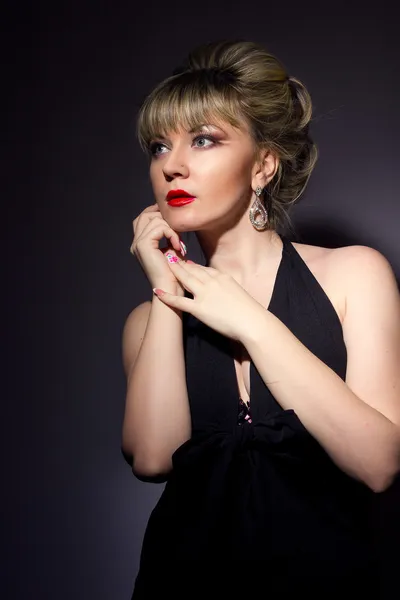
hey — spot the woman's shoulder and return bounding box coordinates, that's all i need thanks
[292,237,388,267]
[293,240,391,283]
[290,239,392,325]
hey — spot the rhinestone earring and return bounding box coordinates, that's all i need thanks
[249,186,269,231]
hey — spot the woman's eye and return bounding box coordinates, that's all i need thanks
[192,135,216,148]
[149,142,166,156]
[149,135,216,157]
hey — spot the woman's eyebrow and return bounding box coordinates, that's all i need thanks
[154,124,225,141]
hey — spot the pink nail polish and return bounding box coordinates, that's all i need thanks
[180,241,187,256]
[166,253,178,263]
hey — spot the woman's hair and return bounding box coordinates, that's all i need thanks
[136,39,318,233]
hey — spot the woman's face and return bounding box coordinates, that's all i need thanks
[148,118,262,232]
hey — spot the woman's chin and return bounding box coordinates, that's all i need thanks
[164,214,200,232]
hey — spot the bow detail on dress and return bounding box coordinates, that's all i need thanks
[171,409,319,471]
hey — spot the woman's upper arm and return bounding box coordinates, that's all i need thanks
[121,300,152,380]
[340,245,400,426]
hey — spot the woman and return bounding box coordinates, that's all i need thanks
[121,40,400,597]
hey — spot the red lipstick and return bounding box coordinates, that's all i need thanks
[166,189,196,206]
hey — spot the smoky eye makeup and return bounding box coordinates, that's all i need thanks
[147,140,165,155]
[148,129,222,156]
[193,123,228,137]
[149,122,226,144]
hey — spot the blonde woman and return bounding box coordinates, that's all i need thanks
[122,40,400,597]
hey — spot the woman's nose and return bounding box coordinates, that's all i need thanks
[162,147,189,179]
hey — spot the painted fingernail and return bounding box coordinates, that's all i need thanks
[180,241,187,256]
[166,252,178,263]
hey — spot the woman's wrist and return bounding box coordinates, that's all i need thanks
[152,280,184,296]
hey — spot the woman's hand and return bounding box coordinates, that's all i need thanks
[153,258,265,342]
[130,203,187,295]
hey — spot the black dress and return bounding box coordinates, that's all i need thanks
[131,233,380,598]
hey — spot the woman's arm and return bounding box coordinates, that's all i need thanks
[241,245,400,492]
[121,284,191,479]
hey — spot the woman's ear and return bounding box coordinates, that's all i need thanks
[252,149,279,189]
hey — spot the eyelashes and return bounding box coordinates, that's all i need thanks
[148,134,219,157]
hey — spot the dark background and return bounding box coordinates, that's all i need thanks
[4,1,399,598]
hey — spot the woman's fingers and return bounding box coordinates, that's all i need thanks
[165,255,216,293]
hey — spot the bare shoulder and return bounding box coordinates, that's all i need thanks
[122,300,152,379]
[291,240,397,324]
[328,244,399,311]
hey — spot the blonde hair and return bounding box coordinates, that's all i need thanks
[136,39,318,233]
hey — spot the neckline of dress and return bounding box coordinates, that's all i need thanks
[233,232,289,408]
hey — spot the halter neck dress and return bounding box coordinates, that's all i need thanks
[131,233,380,597]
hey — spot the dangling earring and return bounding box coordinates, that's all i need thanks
[249,186,268,231]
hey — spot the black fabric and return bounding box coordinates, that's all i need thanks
[131,234,380,598]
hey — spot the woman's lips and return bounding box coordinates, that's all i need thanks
[167,197,196,207]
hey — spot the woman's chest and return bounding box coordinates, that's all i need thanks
[231,248,345,404]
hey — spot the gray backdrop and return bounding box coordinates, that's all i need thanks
[4,0,399,598]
